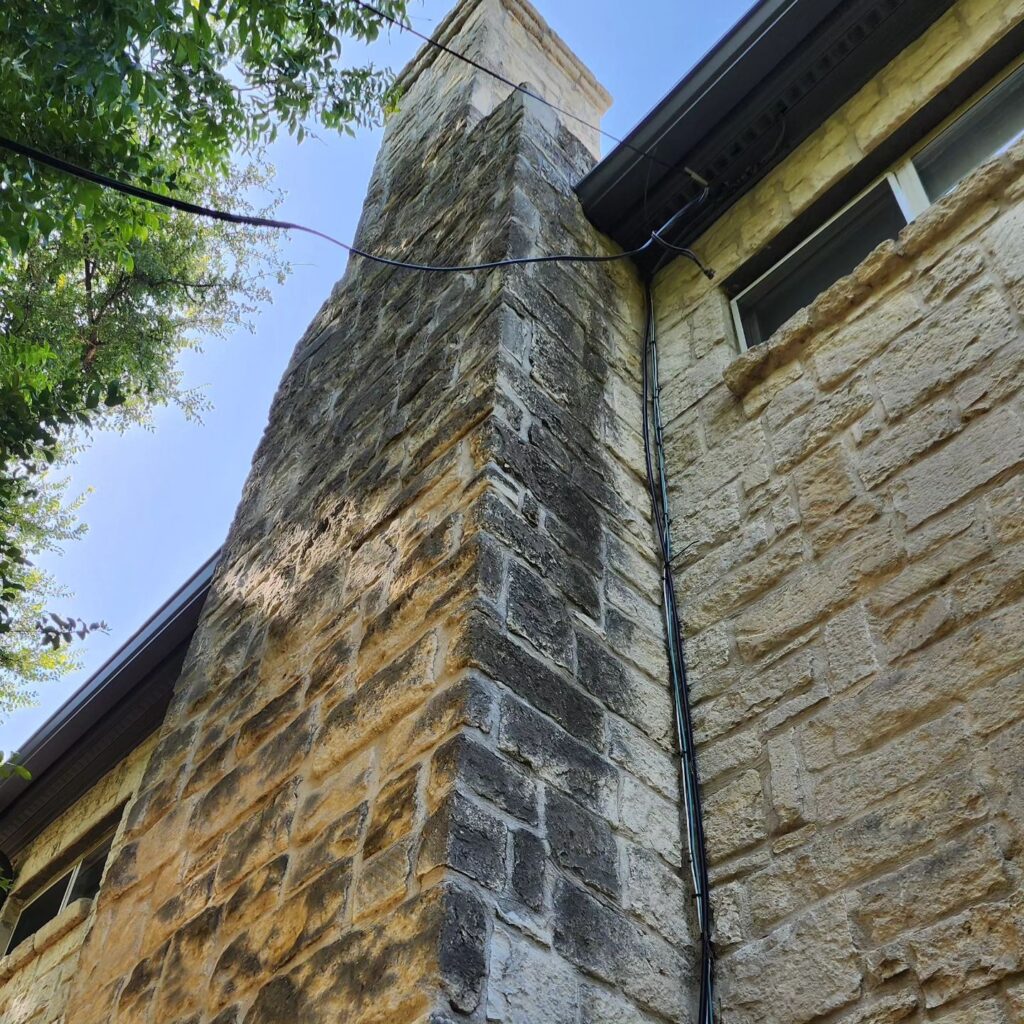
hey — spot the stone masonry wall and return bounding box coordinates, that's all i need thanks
[0,738,154,1024]
[58,3,698,1023]
[655,40,1024,1024]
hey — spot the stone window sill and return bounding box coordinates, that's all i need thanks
[722,139,1024,399]
[0,897,92,983]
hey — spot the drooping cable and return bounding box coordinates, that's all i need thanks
[0,135,657,273]
[641,277,716,1023]
[353,0,708,188]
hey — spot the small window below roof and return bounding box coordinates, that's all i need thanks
[914,60,1024,204]
[4,831,115,955]
[731,56,1024,351]
[734,180,908,348]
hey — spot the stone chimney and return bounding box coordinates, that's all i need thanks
[62,2,693,1022]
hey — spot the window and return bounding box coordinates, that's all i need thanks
[4,832,114,955]
[733,58,1024,350]
[914,62,1024,203]
[736,181,907,348]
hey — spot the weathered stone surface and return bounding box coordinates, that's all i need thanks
[831,990,920,1024]
[618,772,682,866]
[430,733,537,824]
[364,766,421,859]
[419,792,507,891]
[893,405,1024,528]
[507,559,575,668]
[704,770,767,862]
[812,292,923,387]
[766,733,812,832]
[546,788,619,896]
[748,771,989,931]
[793,442,859,526]
[724,899,862,1023]
[509,827,545,911]
[497,693,617,816]
[486,927,579,1024]
[850,828,1009,944]
[579,984,654,1024]
[811,711,971,820]
[623,842,692,946]
[553,878,690,1020]
[910,897,1024,1008]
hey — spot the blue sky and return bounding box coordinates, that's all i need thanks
[0,0,756,750]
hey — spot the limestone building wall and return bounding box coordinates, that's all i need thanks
[0,739,154,1024]
[56,3,698,1023]
[654,2,1024,1021]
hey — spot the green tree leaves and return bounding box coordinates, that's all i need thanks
[0,0,407,706]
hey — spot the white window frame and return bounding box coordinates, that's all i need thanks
[2,830,115,956]
[730,54,1024,352]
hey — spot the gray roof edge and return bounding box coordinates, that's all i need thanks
[0,551,219,824]
[576,0,844,208]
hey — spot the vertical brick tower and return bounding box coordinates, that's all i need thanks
[61,2,697,1022]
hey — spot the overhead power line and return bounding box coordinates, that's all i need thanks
[352,0,709,189]
[0,135,657,272]
[0,135,715,278]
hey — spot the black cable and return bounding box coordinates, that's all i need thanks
[0,135,656,272]
[642,277,716,1024]
[353,0,708,189]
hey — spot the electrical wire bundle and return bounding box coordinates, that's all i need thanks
[0,9,718,1019]
[641,279,716,1023]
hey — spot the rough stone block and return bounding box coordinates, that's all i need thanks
[875,287,1013,419]
[766,733,813,832]
[365,765,421,859]
[811,711,970,821]
[910,897,1024,1008]
[623,842,692,946]
[546,788,619,896]
[497,693,617,816]
[770,380,875,473]
[703,769,767,862]
[430,733,537,824]
[507,559,575,669]
[449,611,605,748]
[893,405,1024,529]
[509,828,545,911]
[793,442,859,526]
[418,792,507,891]
[850,827,1009,945]
[618,772,682,866]
[486,927,579,1024]
[724,898,862,1023]
[553,878,690,1021]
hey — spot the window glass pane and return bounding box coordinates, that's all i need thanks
[915,63,1024,202]
[737,181,907,347]
[67,837,114,904]
[6,871,72,953]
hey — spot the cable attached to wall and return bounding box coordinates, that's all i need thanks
[642,277,716,1024]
